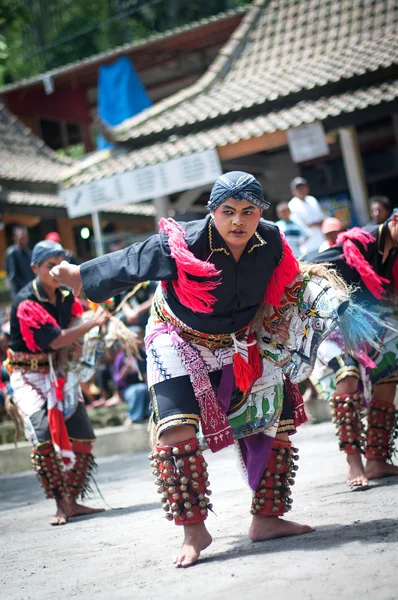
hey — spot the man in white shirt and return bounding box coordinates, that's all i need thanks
[288,177,325,253]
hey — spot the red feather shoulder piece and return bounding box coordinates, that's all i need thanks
[159,218,221,314]
[336,228,390,300]
[16,300,59,352]
[264,233,299,308]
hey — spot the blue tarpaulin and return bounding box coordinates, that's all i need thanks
[97,56,152,149]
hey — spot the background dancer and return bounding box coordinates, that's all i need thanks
[51,172,314,567]
[7,240,109,525]
[310,212,398,487]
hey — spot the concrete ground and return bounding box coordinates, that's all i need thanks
[1,421,397,600]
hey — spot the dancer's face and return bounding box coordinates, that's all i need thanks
[32,256,65,291]
[211,198,262,253]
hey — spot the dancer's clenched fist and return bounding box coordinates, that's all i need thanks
[50,261,82,296]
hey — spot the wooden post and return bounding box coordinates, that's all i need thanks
[339,126,369,226]
[57,218,77,256]
[91,211,105,256]
[153,196,170,229]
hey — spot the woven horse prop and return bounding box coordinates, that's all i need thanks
[253,264,385,385]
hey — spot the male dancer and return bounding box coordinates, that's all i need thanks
[310,212,398,487]
[8,240,108,524]
[52,172,317,566]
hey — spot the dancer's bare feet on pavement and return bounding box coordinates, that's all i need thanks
[365,459,398,480]
[49,503,68,526]
[49,497,104,526]
[346,454,369,488]
[173,523,212,568]
[249,515,314,542]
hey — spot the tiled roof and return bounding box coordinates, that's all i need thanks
[0,103,71,183]
[64,79,398,187]
[1,188,155,217]
[0,104,154,217]
[114,0,398,143]
[2,190,64,208]
[0,8,246,94]
[104,202,155,217]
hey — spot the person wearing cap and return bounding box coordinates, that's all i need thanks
[288,177,325,253]
[318,217,342,252]
[7,240,109,526]
[51,171,314,567]
[45,232,62,244]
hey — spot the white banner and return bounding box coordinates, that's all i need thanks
[62,149,222,218]
[287,121,329,163]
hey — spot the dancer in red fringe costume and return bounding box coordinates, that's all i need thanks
[52,172,315,566]
[7,240,109,525]
[310,210,398,488]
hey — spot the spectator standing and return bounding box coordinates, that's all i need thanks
[5,226,34,299]
[368,195,392,225]
[275,202,311,257]
[288,177,325,252]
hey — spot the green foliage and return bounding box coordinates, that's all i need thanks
[56,143,86,160]
[0,1,30,85]
[1,0,250,85]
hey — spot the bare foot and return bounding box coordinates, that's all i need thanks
[346,454,369,488]
[90,398,107,407]
[249,515,314,542]
[60,496,104,518]
[365,459,398,480]
[49,505,68,526]
[173,522,212,568]
[104,395,124,407]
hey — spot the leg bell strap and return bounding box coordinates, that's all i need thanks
[250,439,298,518]
[365,399,398,461]
[149,437,212,526]
[31,442,67,500]
[65,441,96,499]
[329,392,364,455]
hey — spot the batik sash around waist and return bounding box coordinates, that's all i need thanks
[152,290,248,350]
[147,292,244,452]
[5,348,53,374]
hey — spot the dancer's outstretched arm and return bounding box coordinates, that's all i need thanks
[51,233,176,302]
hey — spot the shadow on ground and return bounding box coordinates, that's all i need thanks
[198,518,398,566]
[0,452,149,511]
[324,476,398,498]
[67,502,161,523]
